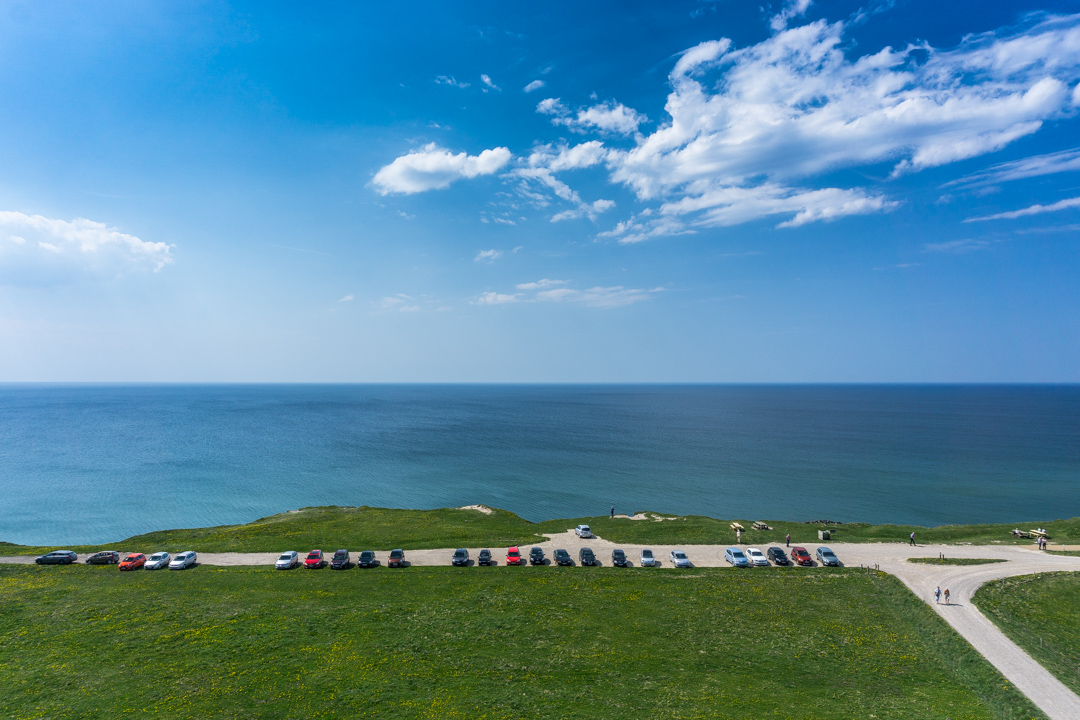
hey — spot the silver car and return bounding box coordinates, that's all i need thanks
[275,551,299,570]
[669,550,691,568]
[169,551,197,570]
[640,549,657,567]
[816,547,841,567]
[745,547,769,566]
[145,552,171,570]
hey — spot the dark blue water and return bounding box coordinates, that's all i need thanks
[0,384,1077,545]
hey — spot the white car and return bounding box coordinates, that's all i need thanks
[275,551,299,570]
[745,547,769,566]
[640,549,656,567]
[169,551,197,570]
[145,552,171,570]
[669,550,691,568]
[574,524,593,538]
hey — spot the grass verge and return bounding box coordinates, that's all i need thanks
[973,571,1080,697]
[2,506,1078,555]
[0,564,1044,720]
[907,558,1008,565]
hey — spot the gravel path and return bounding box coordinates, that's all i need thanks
[7,533,1080,717]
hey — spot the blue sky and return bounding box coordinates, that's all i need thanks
[0,0,1077,381]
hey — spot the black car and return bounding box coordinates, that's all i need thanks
[452,548,470,566]
[578,547,597,566]
[611,549,628,567]
[357,550,377,568]
[86,551,120,565]
[330,549,351,569]
[554,548,573,566]
[529,547,546,565]
[477,549,493,566]
[767,547,790,565]
[35,550,77,565]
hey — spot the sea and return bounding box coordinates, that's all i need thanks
[0,384,1077,546]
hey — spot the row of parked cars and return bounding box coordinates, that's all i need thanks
[34,550,199,570]
[723,545,840,567]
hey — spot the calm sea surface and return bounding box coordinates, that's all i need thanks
[0,384,1077,545]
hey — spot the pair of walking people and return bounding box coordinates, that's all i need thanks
[934,586,951,605]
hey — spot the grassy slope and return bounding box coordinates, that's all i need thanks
[2,506,1078,555]
[907,558,1008,566]
[0,565,1043,720]
[973,572,1080,697]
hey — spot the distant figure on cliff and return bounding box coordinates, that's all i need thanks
[610,505,614,519]
[785,533,790,547]
[934,586,941,604]
[909,532,916,546]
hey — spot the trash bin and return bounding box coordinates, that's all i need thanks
[818,529,831,540]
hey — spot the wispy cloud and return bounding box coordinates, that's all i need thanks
[923,239,991,253]
[965,196,1080,221]
[516,278,567,290]
[523,79,545,93]
[373,143,512,195]
[480,74,500,92]
[473,291,520,305]
[537,98,647,136]
[377,294,423,312]
[435,75,470,89]
[338,294,354,302]
[945,148,1080,189]
[474,249,502,262]
[475,282,662,309]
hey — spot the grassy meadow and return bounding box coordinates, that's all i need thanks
[907,558,1008,566]
[0,563,1044,720]
[2,505,1078,556]
[974,571,1080,697]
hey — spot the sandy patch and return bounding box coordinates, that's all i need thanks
[458,505,494,515]
[613,512,681,522]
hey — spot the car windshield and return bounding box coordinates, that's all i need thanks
[390,551,402,558]
[454,550,466,556]
[613,550,624,557]
[151,553,166,560]
[796,549,808,556]
[556,550,568,557]
[278,554,291,561]
[674,552,686,559]
[508,551,520,557]
[642,550,653,557]
[307,553,320,559]
[124,556,138,562]
[733,551,745,558]
[823,551,836,557]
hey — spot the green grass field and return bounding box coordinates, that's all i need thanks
[2,506,1078,556]
[907,558,1008,566]
[0,564,1043,720]
[974,571,1080,697]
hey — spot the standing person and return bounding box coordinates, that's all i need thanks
[785,533,791,548]
[610,505,614,519]
[909,532,916,547]
[736,528,742,544]
[944,588,950,605]
[934,586,941,604]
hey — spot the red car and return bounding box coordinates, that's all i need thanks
[119,553,146,571]
[505,547,524,566]
[791,546,813,566]
[304,550,326,569]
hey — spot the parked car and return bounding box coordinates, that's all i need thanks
[724,547,749,567]
[35,550,77,565]
[640,549,657,567]
[145,552,171,571]
[86,551,119,565]
[816,546,840,567]
[357,550,377,568]
[477,549,493,566]
[767,547,790,565]
[553,548,573,566]
[745,547,769,566]
[574,524,592,538]
[611,548,628,567]
[119,553,146,571]
[304,550,326,569]
[275,551,299,570]
[506,547,524,566]
[388,549,406,568]
[452,548,470,566]
[670,550,691,568]
[579,547,597,566]
[330,549,351,569]
[169,551,197,570]
[791,546,812,566]
[529,547,546,565]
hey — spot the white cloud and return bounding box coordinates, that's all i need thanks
[0,211,173,276]
[964,195,1080,221]
[435,75,470,89]
[516,278,567,290]
[481,74,500,92]
[770,0,812,32]
[474,249,502,262]
[377,294,423,312]
[551,198,616,222]
[537,98,647,135]
[523,80,545,93]
[598,12,1080,234]
[473,291,520,305]
[338,294,354,302]
[946,148,1080,189]
[535,285,661,308]
[373,143,512,195]
[924,239,992,253]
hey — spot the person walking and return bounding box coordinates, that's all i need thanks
[943,588,950,605]
[785,533,791,548]
[934,586,941,604]
[909,531,916,547]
